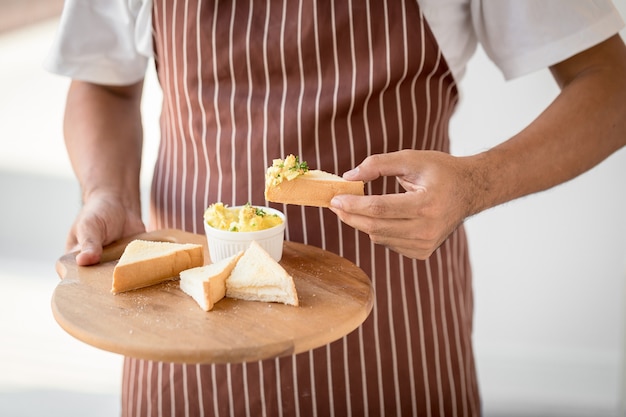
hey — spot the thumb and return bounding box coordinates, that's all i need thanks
[74,238,104,266]
[73,220,106,266]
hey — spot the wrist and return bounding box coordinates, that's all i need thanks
[458,150,509,218]
[82,186,142,216]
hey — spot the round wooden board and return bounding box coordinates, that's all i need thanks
[52,229,374,364]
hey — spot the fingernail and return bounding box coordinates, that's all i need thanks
[343,167,359,179]
[330,197,342,209]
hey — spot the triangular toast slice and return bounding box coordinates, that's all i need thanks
[179,252,243,311]
[111,240,204,294]
[226,241,299,306]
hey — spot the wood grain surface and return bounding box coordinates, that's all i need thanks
[52,229,374,364]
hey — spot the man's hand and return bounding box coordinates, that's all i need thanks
[330,35,626,260]
[66,191,146,266]
[329,150,479,259]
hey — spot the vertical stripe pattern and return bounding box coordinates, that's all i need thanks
[124,0,480,415]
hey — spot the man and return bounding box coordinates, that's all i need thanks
[47,1,626,416]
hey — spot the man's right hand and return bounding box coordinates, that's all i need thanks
[66,191,145,266]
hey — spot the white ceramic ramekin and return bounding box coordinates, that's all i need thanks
[204,206,286,262]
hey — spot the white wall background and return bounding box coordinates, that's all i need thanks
[0,3,625,416]
[449,2,626,414]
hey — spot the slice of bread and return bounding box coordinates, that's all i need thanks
[265,169,364,207]
[179,252,243,311]
[226,241,299,306]
[112,240,204,294]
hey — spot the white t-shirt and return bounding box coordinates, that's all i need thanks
[45,0,624,84]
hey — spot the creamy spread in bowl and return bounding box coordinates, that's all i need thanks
[204,203,284,232]
[203,203,286,262]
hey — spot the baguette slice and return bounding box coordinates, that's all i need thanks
[226,241,299,306]
[112,240,204,294]
[265,169,364,207]
[179,252,243,311]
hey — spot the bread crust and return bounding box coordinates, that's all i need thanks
[265,170,364,207]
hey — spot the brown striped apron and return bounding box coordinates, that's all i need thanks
[122,1,479,416]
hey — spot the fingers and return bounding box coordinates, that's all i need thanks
[331,190,424,220]
[341,151,414,182]
[330,204,444,259]
[65,230,79,254]
[330,191,445,258]
[374,235,443,260]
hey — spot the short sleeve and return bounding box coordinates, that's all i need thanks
[471,0,625,80]
[44,0,153,85]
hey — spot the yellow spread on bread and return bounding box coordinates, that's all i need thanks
[265,154,309,188]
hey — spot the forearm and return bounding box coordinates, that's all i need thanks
[330,36,626,260]
[64,80,144,214]
[465,35,626,216]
